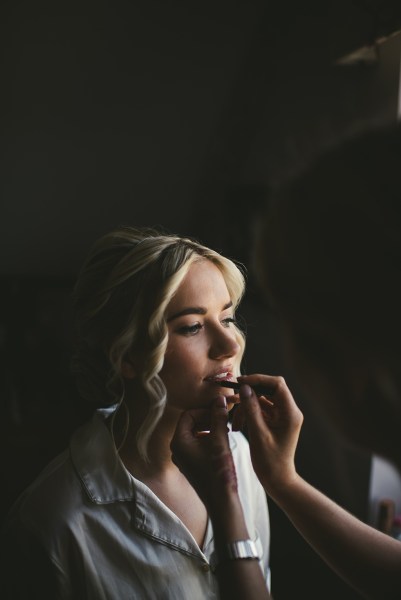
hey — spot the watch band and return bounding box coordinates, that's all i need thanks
[210,539,261,569]
[225,539,260,560]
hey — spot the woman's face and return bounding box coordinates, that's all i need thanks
[160,259,241,412]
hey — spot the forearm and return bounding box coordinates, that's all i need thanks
[268,474,401,599]
[208,493,271,600]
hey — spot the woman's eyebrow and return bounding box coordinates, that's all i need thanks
[167,301,233,322]
[167,307,206,322]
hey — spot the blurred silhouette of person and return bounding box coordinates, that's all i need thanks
[171,124,401,600]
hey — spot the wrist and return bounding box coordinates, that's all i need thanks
[208,492,250,543]
[210,538,261,570]
[264,471,303,505]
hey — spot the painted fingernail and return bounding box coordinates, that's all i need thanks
[240,384,252,398]
[215,395,227,409]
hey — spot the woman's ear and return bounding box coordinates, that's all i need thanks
[121,360,136,379]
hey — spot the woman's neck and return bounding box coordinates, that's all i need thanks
[113,399,182,480]
[111,392,209,548]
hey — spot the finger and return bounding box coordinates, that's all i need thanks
[213,395,227,410]
[239,374,298,415]
[239,384,270,438]
[228,393,240,405]
[231,404,246,431]
[209,397,238,491]
[186,408,213,433]
[210,396,230,446]
[259,395,275,407]
[172,410,196,444]
[237,373,278,393]
[171,408,209,452]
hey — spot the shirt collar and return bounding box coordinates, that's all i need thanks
[70,412,135,504]
[70,411,238,508]
[69,412,212,559]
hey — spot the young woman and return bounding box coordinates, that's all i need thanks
[1,227,271,599]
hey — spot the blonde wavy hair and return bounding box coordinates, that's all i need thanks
[71,226,246,460]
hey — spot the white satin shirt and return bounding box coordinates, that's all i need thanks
[2,412,271,599]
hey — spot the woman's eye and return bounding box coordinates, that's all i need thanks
[177,323,203,336]
[222,317,236,328]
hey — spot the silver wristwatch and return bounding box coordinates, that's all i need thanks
[225,539,260,560]
[210,539,261,569]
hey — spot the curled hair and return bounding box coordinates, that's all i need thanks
[71,226,245,460]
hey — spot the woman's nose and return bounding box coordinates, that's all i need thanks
[209,327,241,359]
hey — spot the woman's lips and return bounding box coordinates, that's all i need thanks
[204,371,235,384]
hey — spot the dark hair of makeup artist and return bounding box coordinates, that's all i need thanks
[255,123,401,465]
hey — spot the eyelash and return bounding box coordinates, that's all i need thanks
[223,317,236,328]
[178,317,237,336]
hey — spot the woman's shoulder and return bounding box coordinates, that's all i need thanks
[4,413,133,542]
[4,417,105,539]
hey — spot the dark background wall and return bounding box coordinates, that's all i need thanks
[2,0,401,276]
[2,1,401,598]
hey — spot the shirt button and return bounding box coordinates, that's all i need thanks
[201,564,210,572]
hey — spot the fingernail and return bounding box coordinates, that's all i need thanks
[215,395,227,409]
[240,384,252,398]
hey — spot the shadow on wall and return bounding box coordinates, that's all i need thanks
[0,277,90,519]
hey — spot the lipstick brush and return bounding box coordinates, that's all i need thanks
[214,380,275,397]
